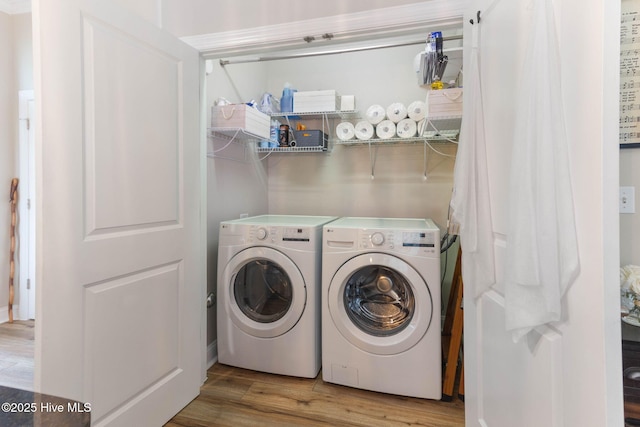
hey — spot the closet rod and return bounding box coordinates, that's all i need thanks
[219,35,463,66]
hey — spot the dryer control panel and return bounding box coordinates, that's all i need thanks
[359,229,438,255]
[246,225,315,247]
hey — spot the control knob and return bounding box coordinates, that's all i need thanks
[256,227,268,240]
[371,232,385,246]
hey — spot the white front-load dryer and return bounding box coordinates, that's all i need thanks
[322,217,442,399]
[217,215,336,378]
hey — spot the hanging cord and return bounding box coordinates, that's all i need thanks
[418,119,458,157]
[426,139,456,156]
[440,199,458,284]
[211,129,241,153]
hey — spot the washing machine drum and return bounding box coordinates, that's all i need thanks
[328,253,433,355]
[223,246,306,338]
[344,265,415,336]
[234,259,293,323]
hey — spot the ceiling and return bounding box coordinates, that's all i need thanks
[0,0,30,15]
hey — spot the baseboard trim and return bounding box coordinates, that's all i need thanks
[207,340,218,369]
[0,307,30,324]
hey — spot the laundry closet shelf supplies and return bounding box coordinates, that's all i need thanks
[336,114,462,146]
[259,110,359,154]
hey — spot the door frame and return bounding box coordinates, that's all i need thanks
[181,0,622,423]
[17,89,36,321]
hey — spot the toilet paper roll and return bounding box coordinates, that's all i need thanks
[408,101,427,121]
[417,119,427,136]
[336,122,355,141]
[376,120,397,139]
[386,102,408,123]
[397,118,417,138]
[355,121,375,140]
[365,104,386,125]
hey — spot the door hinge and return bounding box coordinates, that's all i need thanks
[27,199,31,210]
[26,278,30,290]
[26,118,30,130]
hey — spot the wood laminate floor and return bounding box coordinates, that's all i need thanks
[167,363,465,427]
[0,322,465,425]
[0,320,34,391]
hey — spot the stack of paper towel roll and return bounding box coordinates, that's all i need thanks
[335,100,428,141]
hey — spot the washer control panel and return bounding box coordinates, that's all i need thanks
[359,229,438,254]
[247,225,312,245]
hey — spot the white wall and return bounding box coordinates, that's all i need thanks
[621,149,640,266]
[620,147,640,350]
[0,11,15,318]
[12,13,31,91]
[0,11,32,322]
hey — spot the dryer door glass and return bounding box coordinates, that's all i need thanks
[344,265,415,336]
[234,259,293,323]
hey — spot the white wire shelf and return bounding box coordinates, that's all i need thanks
[335,133,459,146]
[255,145,327,153]
[270,110,359,120]
[333,114,461,146]
[208,127,267,143]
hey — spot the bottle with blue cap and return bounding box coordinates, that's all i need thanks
[281,82,294,113]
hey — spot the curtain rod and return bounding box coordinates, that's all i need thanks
[219,35,463,66]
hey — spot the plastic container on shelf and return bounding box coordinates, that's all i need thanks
[280,83,294,113]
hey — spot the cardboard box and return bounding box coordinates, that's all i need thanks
[293,90,340,113]
[428,88,463,118]
[211,104,270,139]
[292,130,328,149]
[340,95,356,111]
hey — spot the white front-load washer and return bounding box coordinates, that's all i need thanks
[217,215,336,378]
[322,217,441,399]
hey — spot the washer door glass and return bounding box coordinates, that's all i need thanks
[344,265,414,336]
[222,246,306,338]
[328,253,433,355]
[234,259,292,323]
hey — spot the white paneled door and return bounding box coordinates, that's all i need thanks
[463,0,622,426]
[33,0,205,425]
